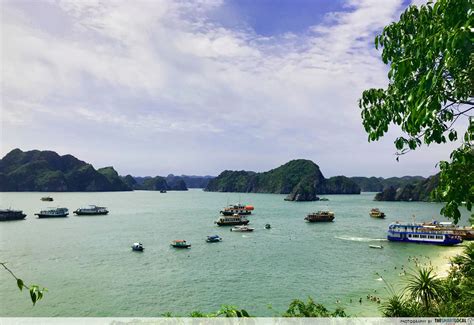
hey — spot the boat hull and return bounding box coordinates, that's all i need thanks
[387,235,461,246]
[171,244,191,248]
[74,211,108,216]
[220,211,251,216]
[305,217,334,222]
[216,220,250,226]
[35,213,69,218]
[0,213,26,221]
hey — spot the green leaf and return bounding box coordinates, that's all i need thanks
[16,279,23,291]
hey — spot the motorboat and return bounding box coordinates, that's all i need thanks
[206,235,222,243]
[369,245,383,249]
[265,224,271,229]
[230,225,254,232]
[131,242,144,251]
[171,240,191,248]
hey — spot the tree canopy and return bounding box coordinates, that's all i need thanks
[359,0,473,223]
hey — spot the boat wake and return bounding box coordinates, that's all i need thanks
[335,236,387,242]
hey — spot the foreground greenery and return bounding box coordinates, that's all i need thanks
[381,243,474,317]
[359,0,473,223]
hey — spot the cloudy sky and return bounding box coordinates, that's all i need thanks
[1,0,458,177]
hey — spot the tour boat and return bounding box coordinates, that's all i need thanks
[74,205,109,216]
[387,222,463,245]
[423,221,474,240]
[206,235,222,243]
[131,242,144,251]
[220,204,254,216]
[0,209,27,221]
[41,196,53,202]
[305,211,335,222]
[370,208,386,219]
[171,240,191,248]
[35,207,69,218]
[230,225,254,232]
[215,213,250,226]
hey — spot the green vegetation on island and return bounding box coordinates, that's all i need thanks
[205,159,360,201]
[350,176,426,192]
[359,0,473,223]
[0,149,131,192]
[373,174,440,202]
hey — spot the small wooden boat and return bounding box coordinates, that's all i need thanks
[369,245,383,249]
[131,242,144,251]
[230,225,254,232]
[206,235,222,243]
[319,198,329,201]
[370,208,385,219]
[41,196,53,202]
[171,240,191,248]
[160,190,167,193]
[265,224,271,229]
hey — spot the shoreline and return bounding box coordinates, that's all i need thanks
[430,244,465,278]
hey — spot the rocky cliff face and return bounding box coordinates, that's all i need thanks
[0,149,132,192]
[205,159,360,201]
[374,174,439,202]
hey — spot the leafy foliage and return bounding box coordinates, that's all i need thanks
[283,297,347,317]
[359,0,473,222]
[380,242,474,317]
[1,262,47,306]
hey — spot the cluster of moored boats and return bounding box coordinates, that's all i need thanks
[0,201,109,221]
[2,198,473,248]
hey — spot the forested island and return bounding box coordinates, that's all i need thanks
[0,149,211,192]
[204,159,360,201]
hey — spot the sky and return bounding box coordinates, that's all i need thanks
[0,0,460,178]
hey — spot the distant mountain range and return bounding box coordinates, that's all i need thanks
[0,149,439,201]
[204,159,361,201]
[0,149,211,192]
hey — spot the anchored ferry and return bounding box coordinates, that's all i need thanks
[220,204,254,216]
[215,213,249,226]
[387,222,462,246]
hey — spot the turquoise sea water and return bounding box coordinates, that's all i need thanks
[0,190,470,316]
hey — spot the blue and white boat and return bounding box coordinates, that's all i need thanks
[387,222,463,246]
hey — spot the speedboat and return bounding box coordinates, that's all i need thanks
[265,224,271,229]
[369,245,383,249]
[206,235,222,243]
[171,240,191,248]
[131,242,144,251]
[230,225,254,232]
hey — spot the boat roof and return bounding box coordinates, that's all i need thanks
[173,239,186,242]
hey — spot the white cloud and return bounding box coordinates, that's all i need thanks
[1,0,453,176]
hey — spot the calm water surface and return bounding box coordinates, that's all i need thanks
[0,190,470,316]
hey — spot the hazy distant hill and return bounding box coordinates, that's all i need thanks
[0,149,131,192]
[205,159,360,201]
[350,176,426,192]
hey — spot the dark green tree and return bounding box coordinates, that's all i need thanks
[359,0,473,223]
